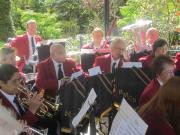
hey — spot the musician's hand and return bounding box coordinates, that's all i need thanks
[28,92,43,114]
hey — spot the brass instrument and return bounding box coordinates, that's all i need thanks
[17,84,61,118]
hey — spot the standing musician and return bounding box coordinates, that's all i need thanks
[36,43,78,97]
[0,64,42,126]
[139,55,174,107]
[82,27,109,49]
[10,19,42,72]
[93,37,127,73]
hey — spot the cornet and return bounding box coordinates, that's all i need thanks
[17,84,61,119]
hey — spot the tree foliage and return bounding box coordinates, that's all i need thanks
[54,0,95,34]
[15,9,62,39]
[0,0,15,41]
[118,0,179,40]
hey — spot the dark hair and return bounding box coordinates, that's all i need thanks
[151,55,174,75]
[139,77,180,134]
[0,47,16,61]
[152,38,168,53]
[0,64,18,83]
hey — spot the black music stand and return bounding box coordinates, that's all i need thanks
[37,40,66,62]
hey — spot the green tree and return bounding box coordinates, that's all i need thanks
[16,9,62,39]
[54,0,94,35]
[118,0,179,41]
[0,0,15,41]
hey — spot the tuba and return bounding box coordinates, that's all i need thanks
[17,84,61,119]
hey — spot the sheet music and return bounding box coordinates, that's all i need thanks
[72,88,97,128]
[70,70,83,80]
[109,98,148,135]
[122,62,142,68]
[88,66,102,76]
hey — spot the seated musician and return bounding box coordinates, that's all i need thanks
[139,38,169,68]
[93,37,127,73]
[36,43,78,97]
[0,46,16,66]
[0,64,42,126]
[82,27,109,49]
[175,52,180,76]
[139,77,180,135]
[139,55,174,106]
[146,27,159,50]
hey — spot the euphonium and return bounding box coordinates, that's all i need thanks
[17,85,61,118]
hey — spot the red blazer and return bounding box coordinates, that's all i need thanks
[10,34,42,71]
[93,54,123,74]
[141,109,176,135]
[139,78,160,106]
[175,52,180,71]
[0,91,38,126]
[36,57,78,97]
[139,55,154,68]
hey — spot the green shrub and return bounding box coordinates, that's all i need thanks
[0,40,5,48]
[15,9,62,39]
[0,0,15,41]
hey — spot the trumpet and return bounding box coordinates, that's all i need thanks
[17,84,61,119]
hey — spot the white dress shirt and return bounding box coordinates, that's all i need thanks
[111,56,120,72]
[0,90,20,114]
[27,32,36,62]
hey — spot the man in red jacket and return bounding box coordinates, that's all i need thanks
[139,55,174,106]
[0,64,42,126]
[36,43,78,97]
[93,37,127,73]
[10,19,42,72]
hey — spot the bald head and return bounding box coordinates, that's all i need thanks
[50,44,66,63]
[146,27,159,45]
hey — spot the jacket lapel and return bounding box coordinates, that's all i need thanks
[48,58,57,79]
[106,54,111,73]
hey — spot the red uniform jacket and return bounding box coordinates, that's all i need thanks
[93,54,123,74]
[36,57,78,97]
[0,91,38,126]
[139,55,154,68]
[139,78,160,106]
[175,52,180,72]
[10,34,42,71]
[141,109,176,135]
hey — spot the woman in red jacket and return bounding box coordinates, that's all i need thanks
[139,77,180,135]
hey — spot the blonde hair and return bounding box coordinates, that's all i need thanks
[92,27,103,36]
[26,19,36,28]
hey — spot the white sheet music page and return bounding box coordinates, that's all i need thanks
[122,62,142,68]
[109,98,148,135]
[88,66,102,76]
[70,70,83,80]
[72,88,97,128]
